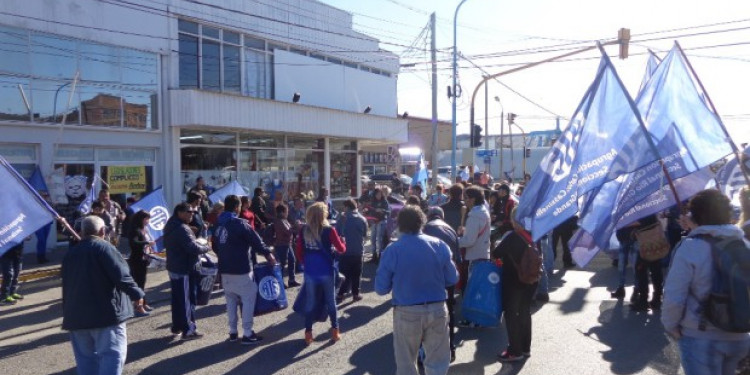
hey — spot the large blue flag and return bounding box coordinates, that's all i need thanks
[130,186,170,252]
[0,157,57,256]
[208,180,248,205]
[571,45,734,267]
[516,54,658,241]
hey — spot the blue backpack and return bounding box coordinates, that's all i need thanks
[699,236,750,333]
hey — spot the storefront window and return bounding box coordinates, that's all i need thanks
[329,139,356,151]
[180,130,237,146]
[180,146,236,194]
[238,149,283,195]
[287,149,322,200]
[287,136,324,150]
[239,132,283,148]
[330,152,357,199]
[97,148,155,162]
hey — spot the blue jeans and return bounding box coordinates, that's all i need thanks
[304,274,338,331]
[35,223,52,258]
[371,221,386,256]
[275,245,297,283]
[617,241,638,288]
[536,234,554,296]
[0,254,22,298]
[70,322,128,375]
[678,336,750,375]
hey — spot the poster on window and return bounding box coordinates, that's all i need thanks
[107,166,147,194]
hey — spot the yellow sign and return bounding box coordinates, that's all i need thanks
[107,166,147,194]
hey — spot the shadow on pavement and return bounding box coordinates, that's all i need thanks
[0,331,69,360]
[344,333,395,375]
[582,300,679,375]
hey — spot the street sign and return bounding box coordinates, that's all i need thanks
[476,149,497,157]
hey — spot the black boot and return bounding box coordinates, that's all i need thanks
[649,292,662,310]
[610,287,625,299]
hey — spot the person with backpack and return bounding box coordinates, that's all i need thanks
[492,206,542,363]
[662,189,750,375]
[295,202,347,345]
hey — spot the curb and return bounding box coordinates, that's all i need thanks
[18,266,61,282]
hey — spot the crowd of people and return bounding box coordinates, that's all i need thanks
[26,172,747,375]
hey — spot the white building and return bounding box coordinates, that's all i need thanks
[0,0,407,251]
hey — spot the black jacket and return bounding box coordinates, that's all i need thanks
[441,199,466,232]
[62,237,144,331]
[164,215,210,275]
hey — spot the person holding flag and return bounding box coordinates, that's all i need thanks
[28,166,53,264]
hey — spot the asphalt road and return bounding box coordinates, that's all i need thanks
[0,252,684,375]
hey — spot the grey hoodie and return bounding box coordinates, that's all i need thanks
[661,224,750,341]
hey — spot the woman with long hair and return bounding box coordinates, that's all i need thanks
[295,202,346,345]
[128,209,155,316]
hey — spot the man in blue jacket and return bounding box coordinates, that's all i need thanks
[62,215,144,375]
[164,202,211,340]
[213,195,276,345]
[375,205,459,375]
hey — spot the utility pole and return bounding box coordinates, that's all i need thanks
[484,78,489,172]
[451,0,470,181]
[430,12,439,190]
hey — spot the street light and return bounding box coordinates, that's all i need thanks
[52,82,72,123]
[451,0,470,181]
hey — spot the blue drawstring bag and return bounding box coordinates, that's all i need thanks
[461,260,502,327]
[253,263,288,316]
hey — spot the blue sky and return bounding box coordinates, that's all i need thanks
[321,0,750,143]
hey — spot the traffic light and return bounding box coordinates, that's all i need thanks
[470,124,482,148]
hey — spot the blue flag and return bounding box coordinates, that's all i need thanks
[571,45,734,267]
[208,180,249,205]
[130,186,170,252]
[516,54,657,241]
[715,146,750,206]
[27,166,48,193]
[412,154,428,197]
[0,156,57,256]
[638,53,660,93]
[77,175,97,215]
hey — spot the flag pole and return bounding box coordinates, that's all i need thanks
[596,42,683,210]
[674,41,750,187]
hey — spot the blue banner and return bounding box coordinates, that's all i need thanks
[516,54,657,241]
[208,180,248,204]
[571,45,734,267]
[130,186,170,252]
[0,157,57,256]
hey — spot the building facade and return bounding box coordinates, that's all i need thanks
[0,0,406,251]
